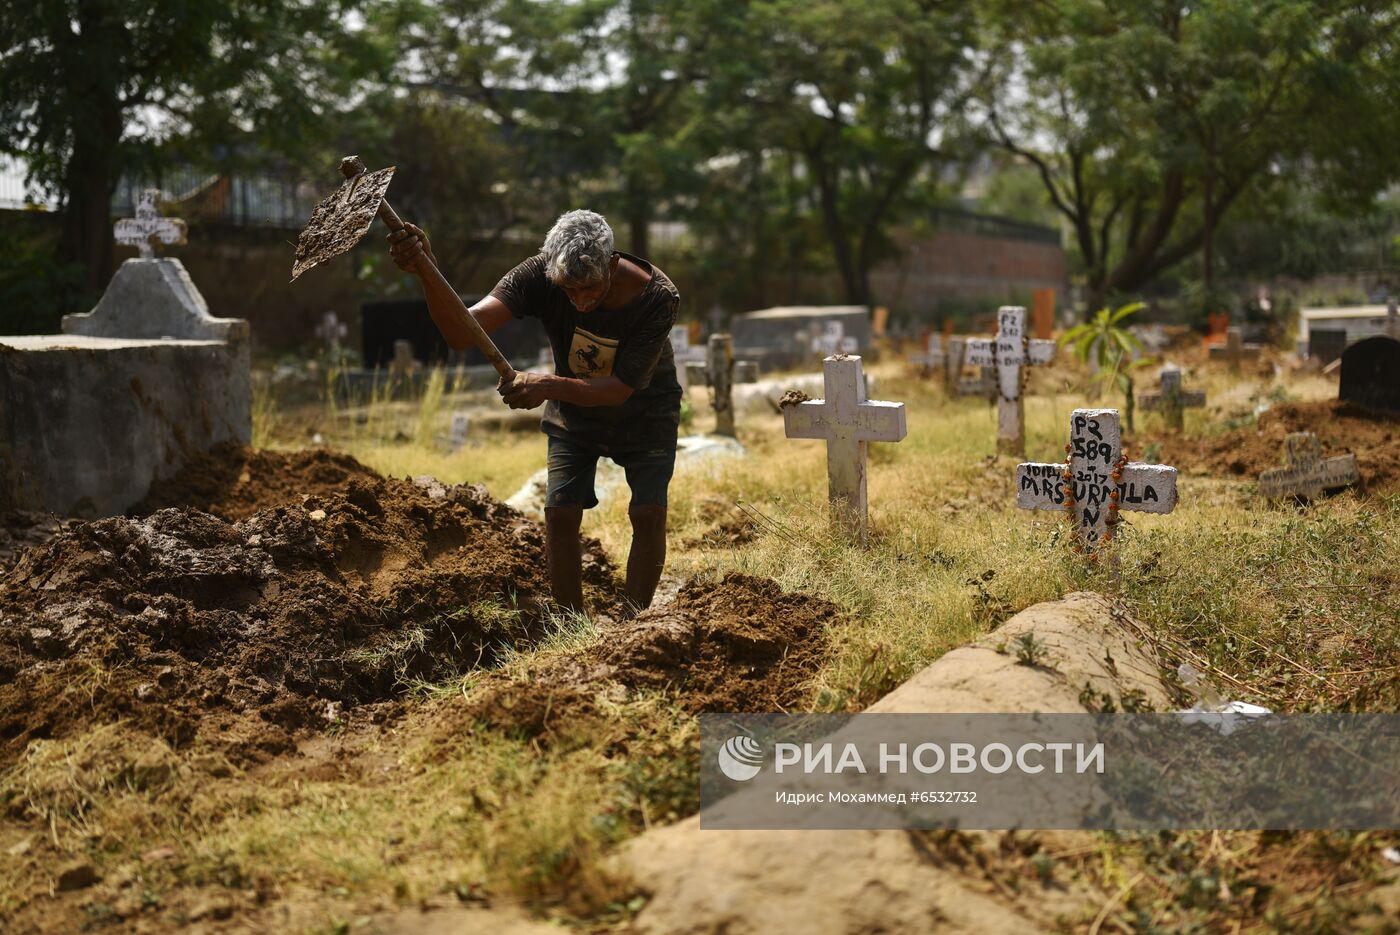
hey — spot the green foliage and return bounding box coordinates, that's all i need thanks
[981,0,1400,311]
[0,0,403,281]
[1060,302,1154,404]
[0,221,90,333]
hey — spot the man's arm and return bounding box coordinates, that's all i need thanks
[500,372,632,410]
[388,223,512,347]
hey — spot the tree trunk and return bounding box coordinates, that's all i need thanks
[628,209,650,259]
[55,4,123,299]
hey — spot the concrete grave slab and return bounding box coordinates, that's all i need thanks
[2,258,249,516]
[62,258,247,342]
[618,592,1169,935]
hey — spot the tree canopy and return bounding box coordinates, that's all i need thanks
[980,0,1400,311]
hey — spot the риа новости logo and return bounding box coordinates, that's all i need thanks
[717,735,764,781]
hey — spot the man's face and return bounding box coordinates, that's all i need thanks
[561,275,609,313]
[559,253,619,313]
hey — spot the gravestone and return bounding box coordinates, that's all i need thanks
[1258,433,1360,499]
[1338,336,1400,412]
[1016,409,1179,553]
[113,189,186,259]
[671,325,706,391]
[783,355,906,545]
[448,412,471,451]
[963,306,1056,456]
[1209,327,1262,371]
[812,320,859,357]
[3,256,249,515]
[686,334,759,437]
[315,310,348,356]
[911,333,944,375]
[388,339,417,376]
[1140,364,1206,432]
[1309,329,1348,367]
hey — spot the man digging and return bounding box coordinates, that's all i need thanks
[388,210,682,617]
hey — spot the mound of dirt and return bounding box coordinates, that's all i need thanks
[0,475,619,767]
[461,574,840,738]
[0,511,77,574]
[1139,399,1400,492]
[131,443,381,520]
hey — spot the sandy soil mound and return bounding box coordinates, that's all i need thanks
[0,475,619,768]
[462,574,839,738]
[131,443,382,520]
[1140,399,1400,492]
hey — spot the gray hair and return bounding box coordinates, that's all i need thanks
[541,210,614,286]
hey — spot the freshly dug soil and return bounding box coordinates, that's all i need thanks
[462,574,840,739]
[0,475,619,768]
[1138,399,1400,493]
[0,511,76,574]
[131,444,381,520]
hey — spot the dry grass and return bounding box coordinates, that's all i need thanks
[3,352,1397,932]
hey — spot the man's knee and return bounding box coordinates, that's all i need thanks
[628,502,667,531]
[546,504,584,534]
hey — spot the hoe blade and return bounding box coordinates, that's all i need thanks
[291,165,396,281]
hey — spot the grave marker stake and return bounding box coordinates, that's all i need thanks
[685,333,758,437]
[1258,433,1359,499]
[1140,365,1206,432]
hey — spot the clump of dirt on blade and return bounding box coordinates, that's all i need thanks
[0,475,620,768]
[131,443,381,520]
[459,574,839,740]
[1139,399,1400,493]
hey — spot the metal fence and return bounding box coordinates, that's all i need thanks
[111,169,317,229]
[930,205,1062,246]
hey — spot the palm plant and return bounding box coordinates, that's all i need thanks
[1060,302,1155,431]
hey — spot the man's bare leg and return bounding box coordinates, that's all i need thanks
[545,504,585,614]
[624,503,667,613]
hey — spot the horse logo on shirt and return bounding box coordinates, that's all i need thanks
[569,327,618,378]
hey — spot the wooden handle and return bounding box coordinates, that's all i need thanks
[340,156,517,383]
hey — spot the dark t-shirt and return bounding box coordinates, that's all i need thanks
[489,251,682,450]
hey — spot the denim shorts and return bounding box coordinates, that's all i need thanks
[545,435,676,510]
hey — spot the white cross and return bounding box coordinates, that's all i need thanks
[315,310,348,355]
[811,320,858,356]
[783,355,906,545]
[449,411,471,451]
[685,333,758,437]
[114,189,187,259]
[1258,433,1359,499]
[962,306,1056,456]
[1016,408,1178,552]
[1140,364,1206,432]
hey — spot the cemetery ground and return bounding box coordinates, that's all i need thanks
[2,348,1399,933]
